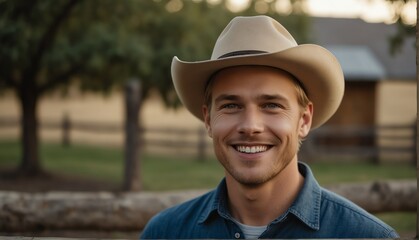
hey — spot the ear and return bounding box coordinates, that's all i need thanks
[202,105,212,138]
[298,102,313,139]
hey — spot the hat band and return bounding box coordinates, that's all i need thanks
[218,50,267,59]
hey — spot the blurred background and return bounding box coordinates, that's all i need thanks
[0,0,416,238]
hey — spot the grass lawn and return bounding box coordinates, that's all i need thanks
[0,140,415,189]
[0,140,416,236]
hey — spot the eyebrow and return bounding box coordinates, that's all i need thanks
[214,93,289,104]
[214,94,240,104]
[257,94,288,102]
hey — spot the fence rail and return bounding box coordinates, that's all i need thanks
[0,116,415,163]
[300,124,416,163]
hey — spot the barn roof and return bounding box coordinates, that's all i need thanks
[327,45,386,81]
[310,17,415,80]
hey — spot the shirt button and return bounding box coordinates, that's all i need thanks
[234,232,241,239]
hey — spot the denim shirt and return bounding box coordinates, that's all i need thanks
[141,163,398,239]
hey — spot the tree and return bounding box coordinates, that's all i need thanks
[0,0,214,176]
[0,0,82,176]
[385,0,416,54]
[0,0,232,177]
[0,0,308,179]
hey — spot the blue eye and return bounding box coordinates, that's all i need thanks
[264,103,280,109]
[223,104,238,109]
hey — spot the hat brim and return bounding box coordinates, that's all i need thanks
[171,44,344,130]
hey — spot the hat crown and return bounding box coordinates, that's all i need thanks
[211,16,298,60]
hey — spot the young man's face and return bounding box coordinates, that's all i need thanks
[203,66,312,186]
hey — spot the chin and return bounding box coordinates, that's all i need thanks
[232,170,276,186]
[237,177,271,187]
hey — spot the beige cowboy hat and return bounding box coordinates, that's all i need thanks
[171,15,344,130]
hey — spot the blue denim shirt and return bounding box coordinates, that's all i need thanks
[141,163,398,239]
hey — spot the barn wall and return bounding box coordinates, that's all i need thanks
[326,81,377,127]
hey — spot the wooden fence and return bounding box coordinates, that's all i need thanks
[300,124,416,164]
[0,116,211,160]
[0,116,416,163]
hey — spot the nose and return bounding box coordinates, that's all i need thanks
[237,107,264,136]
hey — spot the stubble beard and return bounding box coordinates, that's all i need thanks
[216,138,298,187]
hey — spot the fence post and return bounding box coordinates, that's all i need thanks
[412,120,417,166]
[123,79,142,191]
[371,125,380,165]
[62,113,71,147]
[197,127,207,161]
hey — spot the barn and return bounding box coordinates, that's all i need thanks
[300,17,416,163]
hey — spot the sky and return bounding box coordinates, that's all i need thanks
[226,0,416,24]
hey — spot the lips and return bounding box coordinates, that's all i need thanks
[235,145,270,154]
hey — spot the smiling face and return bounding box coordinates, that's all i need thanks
[202,66,313,186]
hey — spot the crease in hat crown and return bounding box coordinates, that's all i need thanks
[211,15,298,60]
[171,15,345,130]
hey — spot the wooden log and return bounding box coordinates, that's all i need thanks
[0,190,206,231]
[326,180,416,213]
[0,180,415,231]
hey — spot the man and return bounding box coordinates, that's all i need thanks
[141,15,398,239]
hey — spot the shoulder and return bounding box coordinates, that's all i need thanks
[141,189,216,239]
[319,188,399,238]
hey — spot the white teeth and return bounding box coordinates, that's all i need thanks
[236,145,268,154]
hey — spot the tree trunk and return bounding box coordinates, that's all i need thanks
[18,80,42,176]
[123,79,142,191]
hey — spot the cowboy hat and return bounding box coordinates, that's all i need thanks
[171,15,344,129]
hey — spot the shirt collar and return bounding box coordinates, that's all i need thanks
[198,178,230,224]
[198,162,322,231]
[285,162,321,230]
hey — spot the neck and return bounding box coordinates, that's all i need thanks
[226,160,304,226]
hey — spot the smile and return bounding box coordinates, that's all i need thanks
[235,145,269,154]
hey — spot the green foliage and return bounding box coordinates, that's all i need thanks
[385,0,416,55]
[0,0,311,104]
[388,18,416,55]
[0,0,219,104]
